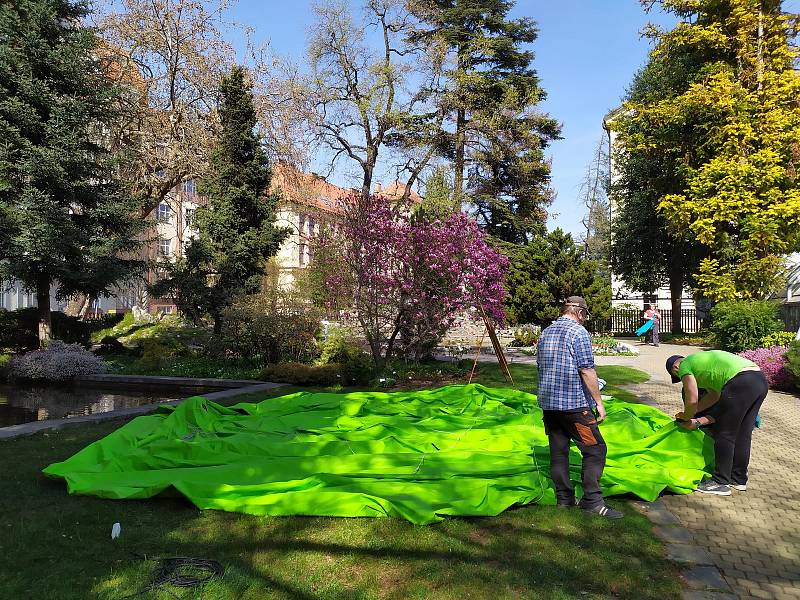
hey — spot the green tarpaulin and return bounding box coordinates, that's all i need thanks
[43,384,714,525]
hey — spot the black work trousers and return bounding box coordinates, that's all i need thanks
[709,370,768,485]
[542,408,607,508]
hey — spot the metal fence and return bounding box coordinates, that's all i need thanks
[780,303,800,332]
[587,304,800,335]
[587,309,702,334]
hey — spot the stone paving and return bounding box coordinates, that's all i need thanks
[595,343,800,600]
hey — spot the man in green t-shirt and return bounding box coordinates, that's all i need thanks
[666,350,768,496]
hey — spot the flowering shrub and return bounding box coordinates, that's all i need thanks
[738,346,795,391]
[311,195,508,365]
[9,341,107,382]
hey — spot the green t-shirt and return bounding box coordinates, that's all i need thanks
[677,350,757,392]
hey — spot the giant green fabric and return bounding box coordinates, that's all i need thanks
[43,384,714,525]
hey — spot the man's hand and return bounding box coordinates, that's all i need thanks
[675,411,688,422]
[595,402,607,424]
[678,418,698,430]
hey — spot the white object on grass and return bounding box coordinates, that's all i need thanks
[597,378,607,391]
[111,522,121,540]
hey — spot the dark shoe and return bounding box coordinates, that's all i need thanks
[556,498,578,509]
[731,483,747,492]
[695,480,731,496]
[581,503,624,519]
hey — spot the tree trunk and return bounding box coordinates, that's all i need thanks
[454,107,466,204]
[668,272,684,334]
[36,275,52,348]
[213,314,222,334]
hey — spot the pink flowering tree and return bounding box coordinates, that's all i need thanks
[311,195,508,367]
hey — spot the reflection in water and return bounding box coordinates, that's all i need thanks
[0,385,184,427]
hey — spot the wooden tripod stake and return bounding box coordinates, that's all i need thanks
[467,306,514,386]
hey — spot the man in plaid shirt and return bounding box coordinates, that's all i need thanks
[537,296,623,519]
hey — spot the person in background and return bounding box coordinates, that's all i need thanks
[537,296,623,519]
[666,350,767,495]
[643,303,661,346]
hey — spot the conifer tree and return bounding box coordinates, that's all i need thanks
[153,66,288,332]
[504,229,611,326]
[407,0,560,243]
[0,0,144,346]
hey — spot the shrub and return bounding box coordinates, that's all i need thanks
[259,362,347,386]
[759,331,797,348]
[8,341,107,382]
[315,326,373,383]
[509,324,539,347]
[0,353,11,382]
[738,346,796,391]
[218,298,321,364]
[786,340,800,384]
[136,338,181,372]
[709,300,783,352]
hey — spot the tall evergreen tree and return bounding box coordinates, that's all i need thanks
[504,229,611,327]
[152,66,288,332]
[0,0,144,346]
[406,0,560,243]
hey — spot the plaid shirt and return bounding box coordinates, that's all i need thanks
[536,316,596,411]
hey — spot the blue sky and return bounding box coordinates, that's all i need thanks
[224,1,678,237]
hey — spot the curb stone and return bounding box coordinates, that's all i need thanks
[635,500,733,595]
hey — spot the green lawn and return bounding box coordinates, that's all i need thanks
[0,362,679,600]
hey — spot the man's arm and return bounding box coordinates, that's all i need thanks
[681,374,700,419]
[580,367,606,422]
[696,389,721,413]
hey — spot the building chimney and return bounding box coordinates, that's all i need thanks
[375,182,382,193]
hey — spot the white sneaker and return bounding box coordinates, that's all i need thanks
[731,484,747,491]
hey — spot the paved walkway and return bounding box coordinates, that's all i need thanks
[595,343,800,600]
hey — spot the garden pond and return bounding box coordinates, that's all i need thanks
[0,384,189,427]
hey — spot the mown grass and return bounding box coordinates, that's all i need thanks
[0,362,679,600]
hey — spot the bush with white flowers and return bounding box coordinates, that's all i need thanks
[9,340,107,382]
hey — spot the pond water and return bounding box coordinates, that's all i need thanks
[0,384,188,428]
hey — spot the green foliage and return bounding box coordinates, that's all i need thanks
[786,340,800,384]
[760,331,797,349]
[504,229,611,326]
[610,54,706,321]
[316,327,365,364]
[90,311,138,343]
[260,362,365,386]
[0,308,122,352]
[509,325,539,347]
[217,296,321,364]
[135,339,180,372]
[418,166,459,220]
[405,1,560,242]
[626,0,800,300]
[151,66,287,331]
[116,315,211,351]
[0,0,145,345]
[709,300,783,352]
[156,356,261,380]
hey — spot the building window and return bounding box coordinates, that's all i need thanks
[185,208,196,227]
[182,179,196,194]
[157,202,172,222]
[307,216,316,237]
[158,305,174,315]
[299,214,306,239]
[158,238,171,257]
[299,242,307,267]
